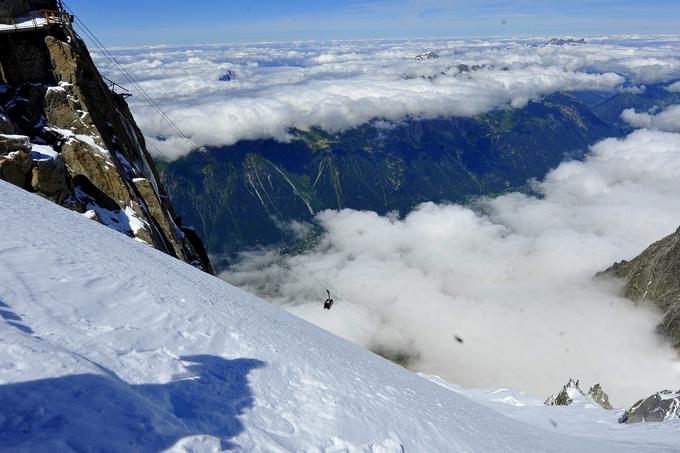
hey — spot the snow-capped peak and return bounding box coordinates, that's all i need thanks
[415,51,440,60]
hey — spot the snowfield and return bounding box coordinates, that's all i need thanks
[0,180,679,452]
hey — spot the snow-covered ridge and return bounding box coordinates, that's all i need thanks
[1,181,679,452]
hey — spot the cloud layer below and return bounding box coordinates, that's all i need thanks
[223,125,680,406]
[99,35,680,404]
[95,36,680,158]
[622,104,680,132]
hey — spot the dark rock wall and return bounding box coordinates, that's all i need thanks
[0,1,60,22]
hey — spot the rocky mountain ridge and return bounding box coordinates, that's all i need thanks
[414,51,440,60]
[545,379,613,410]
[543,379,680,425]
[604,228,680,346]
[619,390,680,424]
[0,0,212,272]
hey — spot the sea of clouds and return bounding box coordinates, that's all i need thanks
[223,125,680,407]
[98,36,680,405]
[96,36,680,158]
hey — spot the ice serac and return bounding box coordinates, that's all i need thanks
[0,1,212,273]
[604,227,680,346]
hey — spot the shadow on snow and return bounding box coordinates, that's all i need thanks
[0,299,35,335]
[0,354,265,452]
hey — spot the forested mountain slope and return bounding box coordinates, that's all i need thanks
[161,93,619,265]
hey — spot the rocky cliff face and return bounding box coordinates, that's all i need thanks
[604,228,680,346]
[0,3,212,273]
[588,384,614,410]
[619,390,680,424]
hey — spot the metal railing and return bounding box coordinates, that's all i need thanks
[0,9,71,34]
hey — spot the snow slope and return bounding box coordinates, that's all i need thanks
[0,180,678,452]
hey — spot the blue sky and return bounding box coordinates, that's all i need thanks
[64,0,680,46]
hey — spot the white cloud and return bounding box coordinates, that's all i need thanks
[222,128,680,406]
[622,104,680,132]
[667,81,680,92]
[93,36,680,158]
[98,35,680,402]
[140,65,621,151]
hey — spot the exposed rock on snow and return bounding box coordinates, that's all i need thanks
[546,379,613,409]
[547,38,586,46]
[0,134,29,153]
[31,149,68,202]
[588,384,614,410]
[546,378,585,406]
[604,227,680,346]
[0,135,32,187]
[619,390,680,424]
[415,51,440,60]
